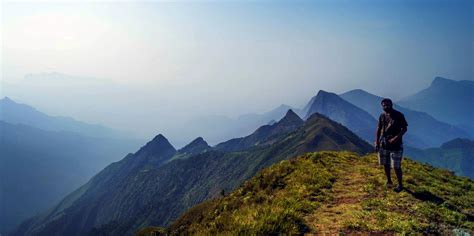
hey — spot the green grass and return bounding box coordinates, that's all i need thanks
[138,151,474,235]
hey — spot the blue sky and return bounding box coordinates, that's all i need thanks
[1,0,472,143]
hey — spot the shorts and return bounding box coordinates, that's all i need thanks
[378,149,403,169]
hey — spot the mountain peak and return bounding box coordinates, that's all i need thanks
[343,89,372,97]
[180,137,210,153]
[440,138,474,149]
[301,90,334,117]
[136,134,176,156]
[184,137,209,148]
[193,136,205,143]
[351,89,366,93]
[431,76,455,87]
[314,90,341,103]
[214,109,304,152]
[307,90,344,113]
[1,96,15,104]
[285,109,298,117]
[316,90,332,97]
[152,134,167,142]
[277,109,304,126]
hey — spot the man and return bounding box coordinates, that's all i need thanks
[375,98,408,192]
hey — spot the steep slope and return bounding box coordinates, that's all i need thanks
[0,97,126,139]
[405,138,474,179]
[303,90,376,141]
[398,77,474,127]
[0,121,142,234]
[15,112,372,236]
[166,151,474,235]
[340,89,470,148]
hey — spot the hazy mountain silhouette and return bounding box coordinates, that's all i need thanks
[405,138,474,179]
[0,97,128,139]
[398,77,474,128]
[215,109,304,152]
[168,137,211,162]
[0,121,142,234]
[340,89,470,148]
[303,90,376,141]
[177,104,298,146]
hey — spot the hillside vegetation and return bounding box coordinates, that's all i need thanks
[142,151,474,235]
[16,112,373,236]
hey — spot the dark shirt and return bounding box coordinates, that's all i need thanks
[378,109,408,150]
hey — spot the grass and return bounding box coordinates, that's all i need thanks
[137,151,474,235]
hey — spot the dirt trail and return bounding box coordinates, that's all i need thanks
[305,158,374,234]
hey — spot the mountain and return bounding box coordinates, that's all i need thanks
[11,134,177,236]
[397,77,474,128]
[0,121,142,234]
[177,104,298,146]
[164,151,473,235]
[441,138,474,149]
[214,109,304,152]
[405,138,474,179]
[0,97,127,139]
[340,89,470,148]
[303,90,376,142]
[237,104,296,125]
[14,111,372,236]
[168,137,211,161]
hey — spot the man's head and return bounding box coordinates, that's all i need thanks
[381,98,393,113]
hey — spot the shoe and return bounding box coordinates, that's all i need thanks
[385,181,394,187]
[394,185,403,193]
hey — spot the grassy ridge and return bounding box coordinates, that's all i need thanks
[139,151,474,235]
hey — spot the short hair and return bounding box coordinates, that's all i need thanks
[381,98,393,106]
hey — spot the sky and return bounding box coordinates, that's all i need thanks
[1,0,473,143]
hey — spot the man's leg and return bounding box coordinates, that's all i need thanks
[394,167,402,187]
[384,165,393,185]
[391,150,403,192]
[379,150,392,185]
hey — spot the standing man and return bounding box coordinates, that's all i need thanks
[375,98,408,192]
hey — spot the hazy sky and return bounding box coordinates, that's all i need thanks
[1,0,473,142]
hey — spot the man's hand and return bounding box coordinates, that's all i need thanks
[388,136,398,144]
[374,141,379,151]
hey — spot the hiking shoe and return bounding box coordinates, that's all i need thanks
[385,181,394,187]
[394,185,403,193]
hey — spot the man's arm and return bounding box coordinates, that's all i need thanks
[389,126,407,144]
[375,116,383,149]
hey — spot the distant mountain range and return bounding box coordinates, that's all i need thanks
[0,97,128,139]
[398,77,474,128]
[214,110,304,152]
[177,104,297,146]
[13,110,372,236]
[340,89,470,148]
[182,77,473,149]
[302,90,377,142]
[405,138,474,179]
[7,76,474,235]
[0,121,142,234]
[0,98,143,234]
